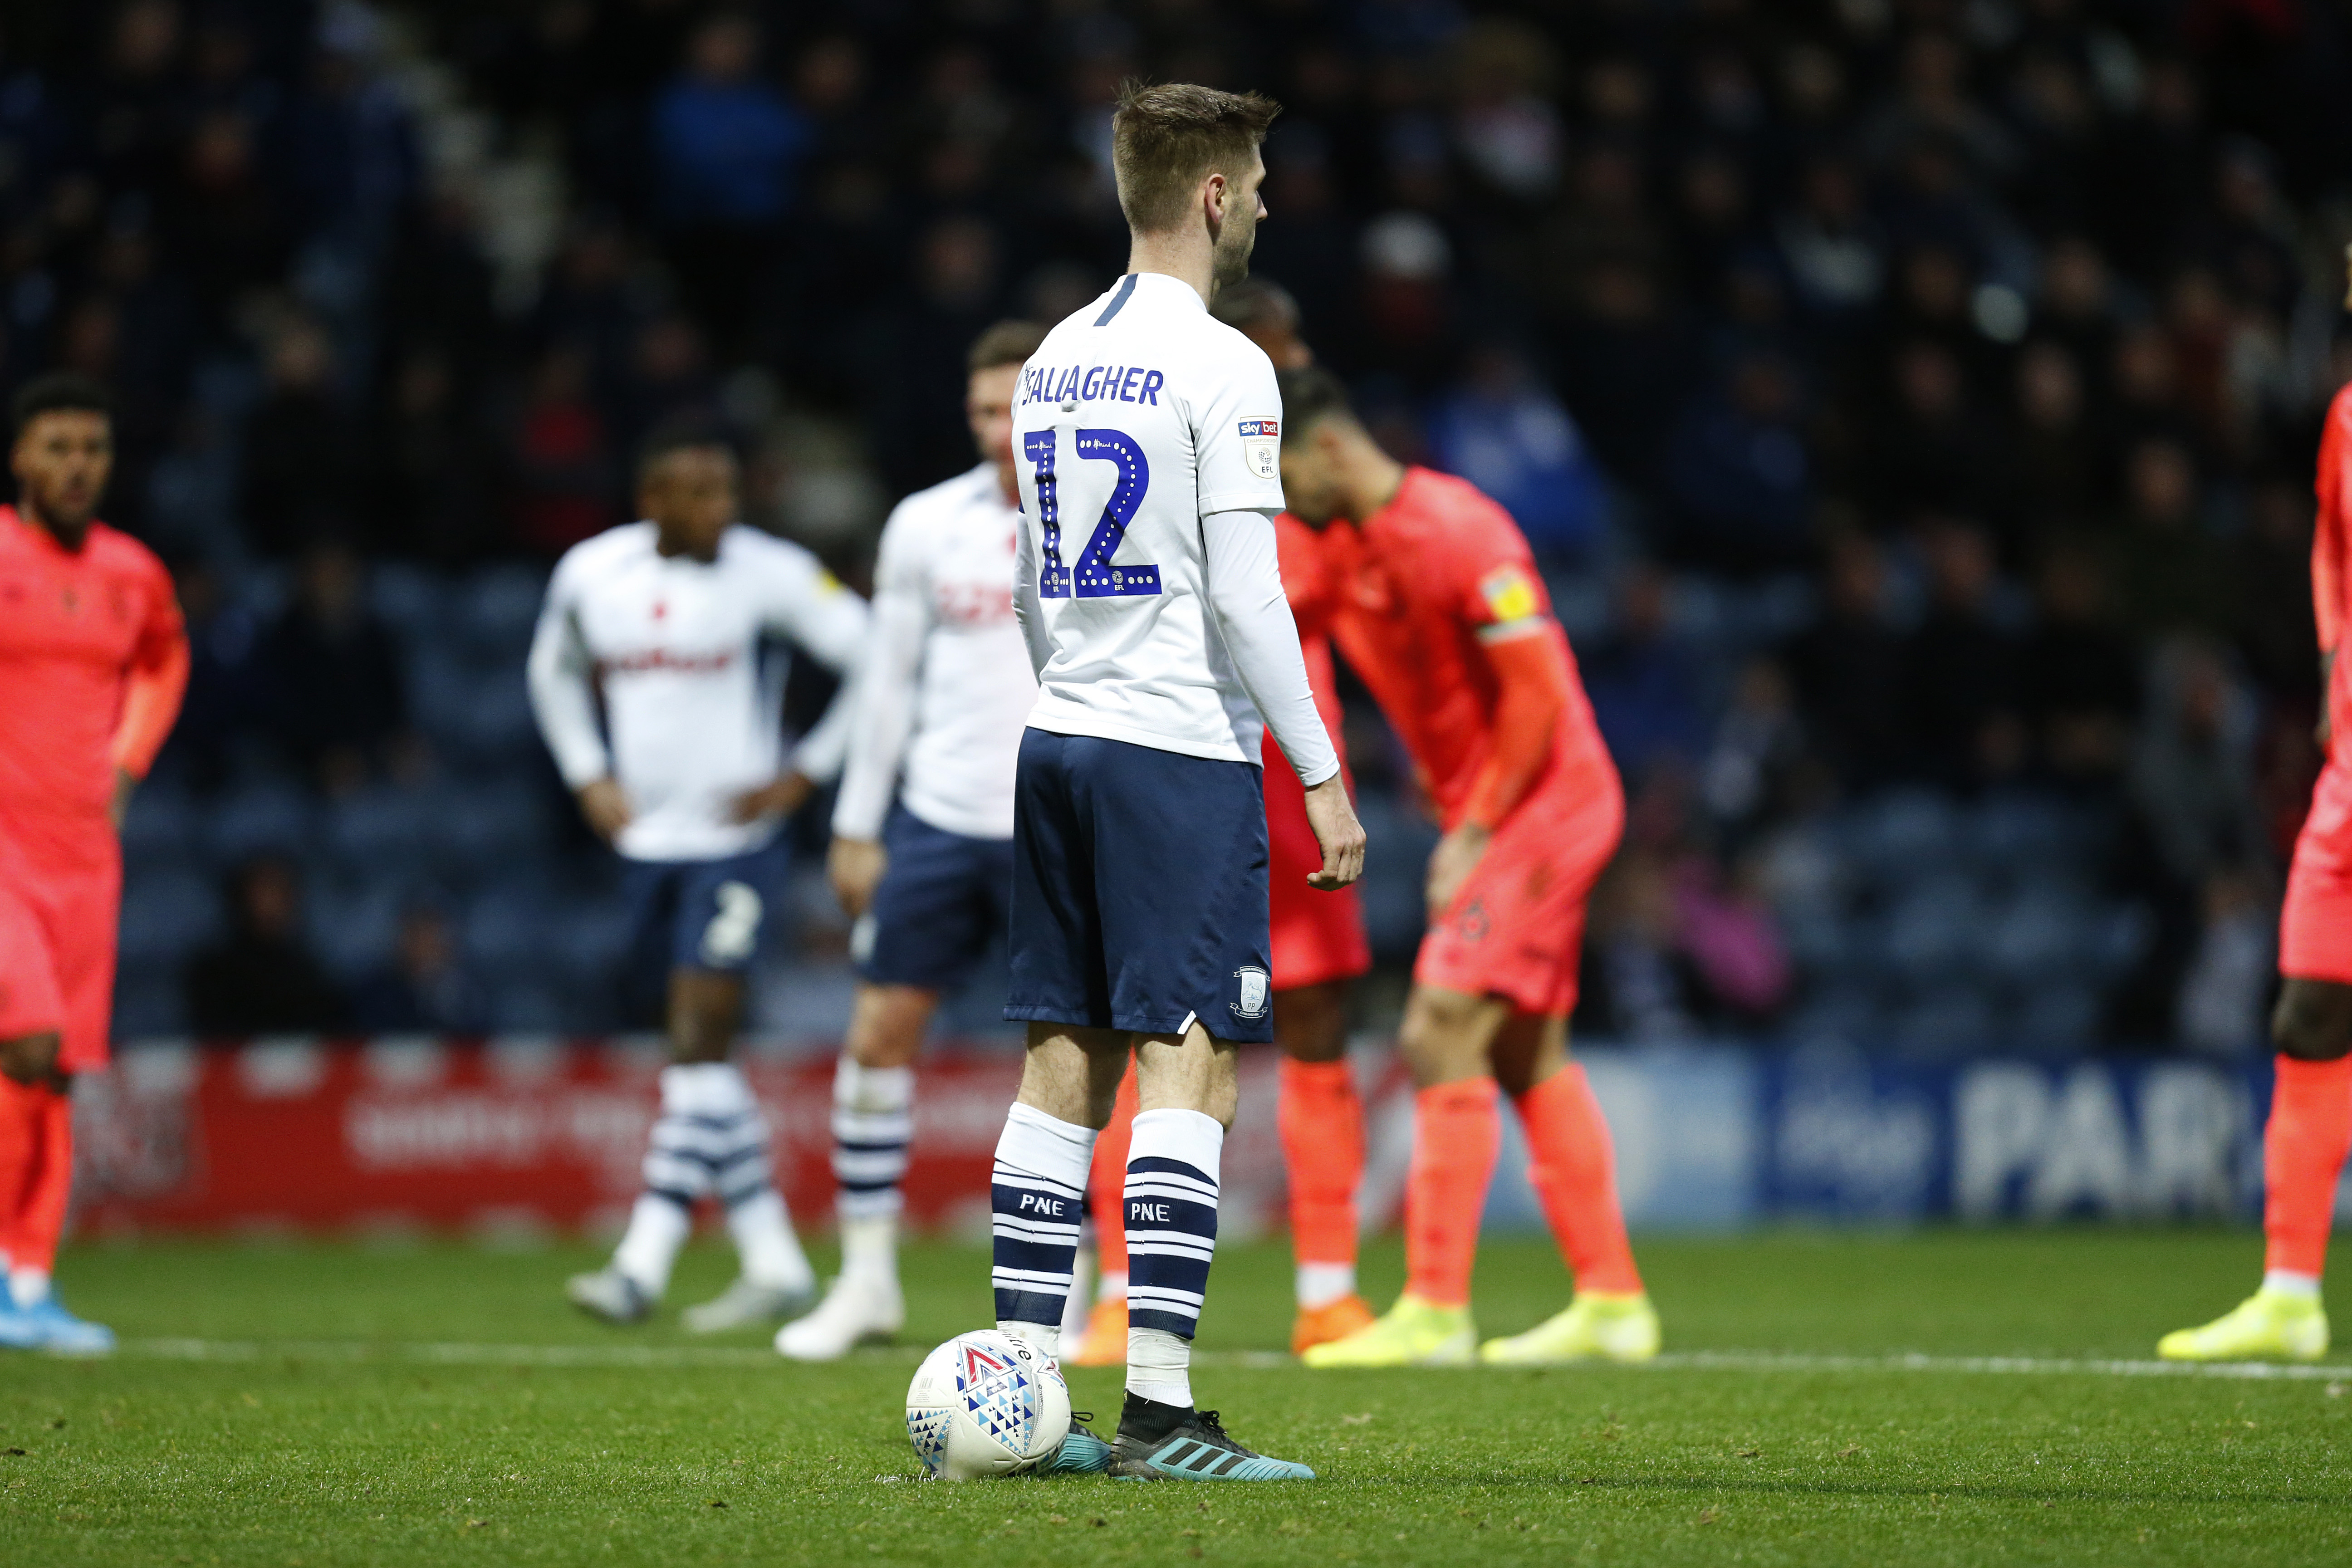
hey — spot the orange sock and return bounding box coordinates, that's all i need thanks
[1404,1078,1500,1308]
[1517,1064,1644,1294]
[1279,1058,1363,1267]
[0,1078,69,1275]
[0,1076,39,1270]
[1088,1066,1139,1285]
[2263,1054,2352,1278]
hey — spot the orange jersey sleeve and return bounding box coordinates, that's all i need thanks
[2315,384,2352,656]
[1458,632,1570,830]
[109,551,190,779]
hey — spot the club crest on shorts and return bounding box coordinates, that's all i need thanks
[1231,965,1271,1020]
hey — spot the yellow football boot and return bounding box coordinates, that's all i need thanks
[1299,1294,1475,1367]
[2158,1289,2328,1362]
[1479,1290,1661,1365]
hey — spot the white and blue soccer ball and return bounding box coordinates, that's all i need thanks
[906,1329,1072,1480]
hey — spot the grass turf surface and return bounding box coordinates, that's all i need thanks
[4,1231,2348,1566]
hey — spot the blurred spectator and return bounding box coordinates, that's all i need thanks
[653,12,809,355]
[2129,637,2270,901]
[241,320,363,556]
[508,343,617,556]
[1582,563,1707,784]
[1701,657,1806,835]
[1784,532,1908,794]
[260,542,410,793]
[1904,522,2025,789]
[1663,352,1812,572]
[2020,543,2141,794]
[351,905,490,1035]
[2175,869,2275,1057]
[184,856,346,1035]
[373,347,493,564]
[1425,345,1606,562]
[160,558,268,789]
[2112,439,2237,637]
[2009,342,2102,529]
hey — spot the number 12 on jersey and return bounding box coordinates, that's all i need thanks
[1023,428,1161,599]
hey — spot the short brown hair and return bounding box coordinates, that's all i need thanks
[967,319,1047,374]
[1112,80,1281,234]
[1274,365,1355,441]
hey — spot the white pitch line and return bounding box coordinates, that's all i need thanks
[110,1339,2352,1382]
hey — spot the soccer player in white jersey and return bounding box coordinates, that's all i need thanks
[986,82,1365,1483]
[773,320,1045,1362]
[527,418,868,1332]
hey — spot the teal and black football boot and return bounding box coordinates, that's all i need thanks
[1039,1411,1115,1475]
[1107,1396,1314,1480]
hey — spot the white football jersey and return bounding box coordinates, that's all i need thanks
[1009,271,1290,764]
[528,521,868,862]
[832,463,1034,842]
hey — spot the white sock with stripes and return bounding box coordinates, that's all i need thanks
[990,1102,1097,1356]
[832,1057,915,1284]
[1124,1107,1223,1408]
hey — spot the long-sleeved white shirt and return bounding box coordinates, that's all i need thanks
[527,521,867,862]
[831,463,1034,842]
[1008,271,1338,786]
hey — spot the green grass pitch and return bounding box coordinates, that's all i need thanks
[3,1229,2347,1565]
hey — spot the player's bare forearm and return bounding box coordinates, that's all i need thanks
[1303,773,1367,890]
[1425,822,1492,916]
[828,836,888,919]
[575,777,633,844]
[728,770,816,824]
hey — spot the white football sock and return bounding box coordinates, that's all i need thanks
[1126,1327,1193,1408]
[840,1213,898,1286]
[2264,1269,2322,1299]
[728,1188,815,1292]
[990,1102,1097,1357]
[1123,1107,1222,1407]
[1060,1244,1096,1345]
[612,1194,692,1297]
[10,1267,50,1309]
[1098,1269,1128,1303]
[1297,1261,1357,1310]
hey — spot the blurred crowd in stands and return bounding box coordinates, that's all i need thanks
[11,0,2349,1054]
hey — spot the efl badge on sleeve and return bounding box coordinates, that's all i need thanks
[1239,418,1281,481]
[1479,565,1539,624]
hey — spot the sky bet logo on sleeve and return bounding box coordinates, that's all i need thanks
[1239,418,1280,480]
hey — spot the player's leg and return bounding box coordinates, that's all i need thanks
[1301,984,1506,1368]
[0,873,100,1352]
[1071,1063,1137,1366]
[773,985,935,1357]
[1274,978,1374,1351]
[2161,974,2352,1361]
[783,810,1001,1357]
[1478,1013,1658,1364]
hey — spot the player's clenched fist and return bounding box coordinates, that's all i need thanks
[1302,774,1366,890]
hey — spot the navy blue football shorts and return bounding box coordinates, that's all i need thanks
[855,805,1015,992]
[1004,728,1274,1044]
[619,837,789,977]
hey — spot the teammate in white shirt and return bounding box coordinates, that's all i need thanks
[527,418,869,1332]
[975,82,1366,1485]
[774,320,1046,1362]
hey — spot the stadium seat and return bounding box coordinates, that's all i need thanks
[305,877,406,983]
[118,782,198,865]
[1882,873,1984,982]
[323,785,436,875]
[367,561,445,644]
[452,565,549,661]
[1891,984,1997,1057]
[1844,789,1960,888]
[203,778,318,866]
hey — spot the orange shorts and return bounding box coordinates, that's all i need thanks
[1415,771,1624,1017]
[1264,740,1369,992]
[2282,756,2352,984]
[0,839,119,1073]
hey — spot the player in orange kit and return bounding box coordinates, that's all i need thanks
[1267,366,1659,1367]
[1073,282,1378,1362]
[0,374,188,1354]
[2161,334,2352,1361]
